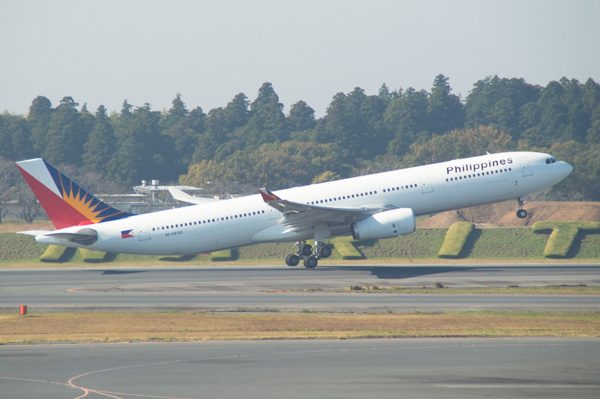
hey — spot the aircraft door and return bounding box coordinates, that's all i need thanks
[522,165,534,177]
[137,225,151,241]
[419,176,434,194]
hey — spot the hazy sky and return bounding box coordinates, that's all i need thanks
[1,0,599,116]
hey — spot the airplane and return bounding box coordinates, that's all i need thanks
[16,151,572,268]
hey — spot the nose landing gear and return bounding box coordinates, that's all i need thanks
[516,197,528,219]
[284,240,332,268]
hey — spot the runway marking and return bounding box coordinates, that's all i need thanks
[1,371,197,399]
[439,383,600,389]
[0,374,71,387]
[66,359,201,399]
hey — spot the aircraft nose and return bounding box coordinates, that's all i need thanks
[560,161,573,178]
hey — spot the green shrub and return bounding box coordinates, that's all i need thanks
[210,248,238,262]
[532,221,600,258]
[438,222,474,258]
[331,237,363,260]
[40,245,75,262]
[78,248,110,263]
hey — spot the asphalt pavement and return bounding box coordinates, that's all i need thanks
[1,338,599,399]
[1,264,599,312]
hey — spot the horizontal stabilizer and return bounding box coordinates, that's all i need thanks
[17,230,53,237]
[22,228,99,246]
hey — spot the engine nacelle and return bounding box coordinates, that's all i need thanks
[351,208,415,240]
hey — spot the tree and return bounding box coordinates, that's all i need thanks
[428,74,465,134]
[288,100,316,132]
[465,76,540,139]
[16,184,40,223]
[536,80,568,145]
[83,105,116,173]
[548,140,600,200]
[223,93,250,131]
[404,126,513,166]
[241,82,288,146]
[182,141,348,191]
[109,104,175,185]
[161,95,205,175]
[0,156,20,223]
[384,88,429,155]
[378,83,399,105]
[0,114,32,160]
[317,87,388,161]
[28,96,53,156]
[79,103,96,140]
[43,97,85,165]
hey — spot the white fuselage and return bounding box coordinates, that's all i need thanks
[40,151,572,255]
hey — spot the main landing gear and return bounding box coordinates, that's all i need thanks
[285,241,332,269]
[516,197,528,219]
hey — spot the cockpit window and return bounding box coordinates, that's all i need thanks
[545,158,557,164]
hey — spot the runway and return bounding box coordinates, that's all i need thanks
[1,338,599,399]
[0,264,599,312]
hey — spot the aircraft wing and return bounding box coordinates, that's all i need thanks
[258,188,392,232]
[167,188,218,205]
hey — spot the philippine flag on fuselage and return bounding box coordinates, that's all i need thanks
[121,229,134,239]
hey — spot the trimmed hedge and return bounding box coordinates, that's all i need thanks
[210,248,238,262]
[438,222,474,258]
[40,245,75,262]
[532,221,600,258]
[331,237,363,260]
[78,248,110,263]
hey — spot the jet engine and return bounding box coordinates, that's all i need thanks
[351,208,415,240]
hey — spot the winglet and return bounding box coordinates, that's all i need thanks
[258,188,281,202]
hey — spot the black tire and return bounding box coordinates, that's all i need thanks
[318,245,332,259]
[516,209,528,219]
[285,254,300,267]
[303,255,318,269]
[301,244,313,257]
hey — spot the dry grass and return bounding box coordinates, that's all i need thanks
[1,311,599,344]
[335,285,600,295]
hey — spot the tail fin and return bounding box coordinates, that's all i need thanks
[16,158,134,229]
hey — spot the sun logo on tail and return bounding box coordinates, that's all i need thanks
[48,163,131,224]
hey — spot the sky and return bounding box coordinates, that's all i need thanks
[1,0,599,116]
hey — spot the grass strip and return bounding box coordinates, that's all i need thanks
[438,222,474,258]
[1,310,599,344]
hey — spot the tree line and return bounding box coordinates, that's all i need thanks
[1,75,599,210]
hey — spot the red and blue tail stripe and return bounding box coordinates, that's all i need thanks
[16,158,134,229]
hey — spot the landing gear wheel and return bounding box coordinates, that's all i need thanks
[296,241,313,257]
[516,209,528,219]
[285,254,300,267]
[300,244,313,257]
[317,245,332,259]
[303,255,318,269]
